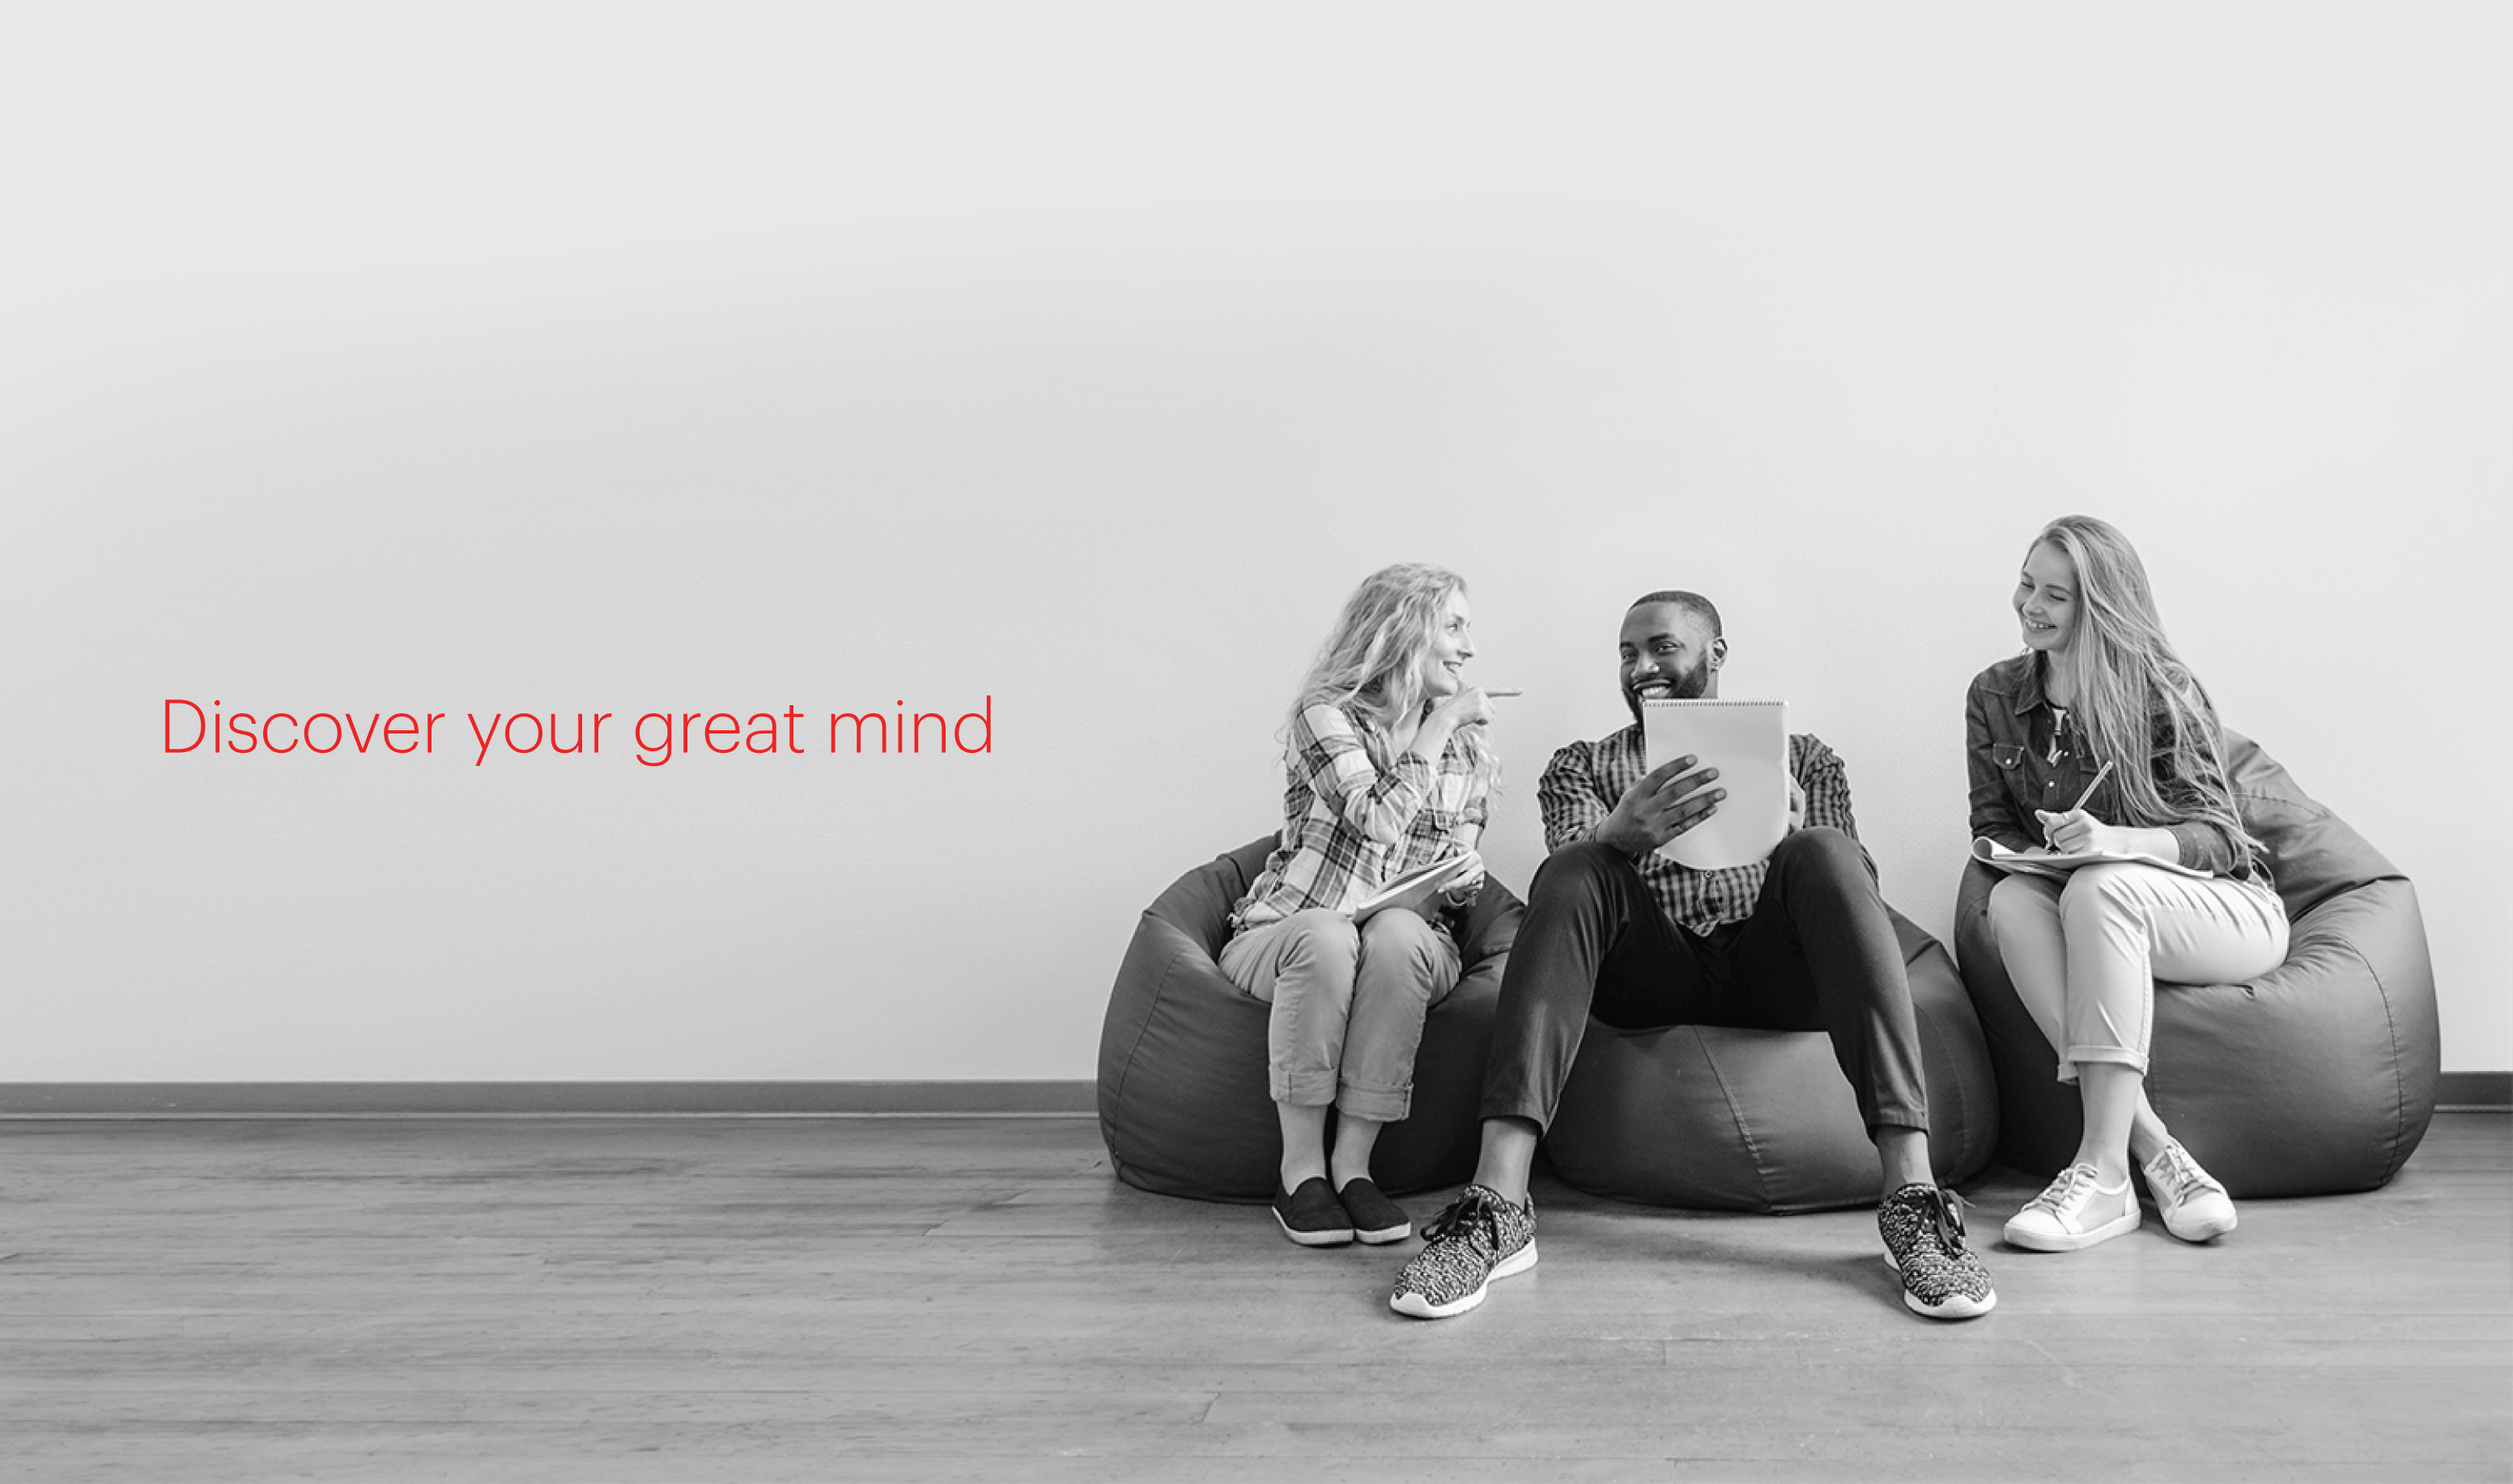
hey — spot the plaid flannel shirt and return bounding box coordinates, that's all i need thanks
[1231,701,1490,933]
[1539,725,1865,938]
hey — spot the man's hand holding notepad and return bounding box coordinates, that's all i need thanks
[1640,699,1790,870]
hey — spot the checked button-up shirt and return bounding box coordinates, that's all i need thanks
[1539,724,1865,938]
[1231,701,1492,933]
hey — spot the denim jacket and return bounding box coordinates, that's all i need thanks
[1964,653,2261,882]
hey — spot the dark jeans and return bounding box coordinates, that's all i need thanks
[1480,829,1929,1135]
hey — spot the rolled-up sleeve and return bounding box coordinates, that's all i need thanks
[2162,819,2243,874]
[1792,735,1878,883]
[1794,735,1859,840]
[1537,742,1614,853]
[1293,704,1431,847]
[1452,784,1490,891]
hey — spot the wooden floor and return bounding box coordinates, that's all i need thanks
[2,1113,2505,1482]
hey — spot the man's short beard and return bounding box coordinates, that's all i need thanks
[1622,658,1711,725]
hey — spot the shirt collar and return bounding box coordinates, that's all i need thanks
[2013,655,2052,716]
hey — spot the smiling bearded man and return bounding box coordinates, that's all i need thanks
[1387,590,1998,1325]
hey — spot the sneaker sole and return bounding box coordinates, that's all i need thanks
[1353,1219,1412,1245]
[2161,1207,2237,1243]
[2002,1207,2141,1252]
[1878,1251,1999,1320]
[1907,1286,1997,1320]
[1274,1208,1354,1247]
[1387,1240,1537,1320]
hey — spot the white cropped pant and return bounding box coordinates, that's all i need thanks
[1988,863,2289,1083]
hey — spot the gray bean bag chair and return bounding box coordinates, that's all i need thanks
[1540,908,2001,1213]
[1954,730,2439,1197]
[1097,837,1523,1202]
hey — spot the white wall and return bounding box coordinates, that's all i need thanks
[2,2,2503,1079]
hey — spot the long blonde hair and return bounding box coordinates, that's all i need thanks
[2034,516,2250,844]
[1293,563,1495,780]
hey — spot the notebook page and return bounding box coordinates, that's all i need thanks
[1641,699,1788,871]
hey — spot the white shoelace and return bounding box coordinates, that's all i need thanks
[2027,1163,2101,1212]
[2148,1144,2218,1204]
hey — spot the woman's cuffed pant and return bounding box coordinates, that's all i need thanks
[1987,863,2290,1083]
[1219,907,1462,1122]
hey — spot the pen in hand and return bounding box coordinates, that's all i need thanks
[2043,758,2116,849]
[1482,688,1524,698]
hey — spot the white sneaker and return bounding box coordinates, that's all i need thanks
[2143,1141,2238,1243]
[2004,1163,2140,1252]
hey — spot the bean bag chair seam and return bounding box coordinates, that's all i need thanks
[2231,786,2332,823]
[1106,935,1197,1112]
[2228,916,2412,1176]
[2351,931,2413,1174]
[1694,1034,1776,1210]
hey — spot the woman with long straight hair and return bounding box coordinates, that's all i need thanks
[1222,563,1499,1248]
[1967,516,2288,1251]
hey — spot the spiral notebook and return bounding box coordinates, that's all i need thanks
[1640,699,1788,871]
[1970,837,2212,882]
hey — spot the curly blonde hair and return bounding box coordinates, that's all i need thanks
[1293,563,1495,780]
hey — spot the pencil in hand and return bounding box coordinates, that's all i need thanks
[2041,758,2116,848]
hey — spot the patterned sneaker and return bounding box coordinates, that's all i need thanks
[1387,1184,1536,1319]
[1272,1177,1354,1247]
[1878,1184,1997,1320]
[2003,1163,2140,1252]
[1336,1177,1412,1244]
[2142,1141,2238,1243]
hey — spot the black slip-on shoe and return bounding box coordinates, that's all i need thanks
[1337,1177,1412,1244]
[1273,1176,1355,1247]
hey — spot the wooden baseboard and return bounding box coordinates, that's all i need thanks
[0,1082,1100,1117]
[2,1074,2501,1117]
[2438,1071,2512,1110]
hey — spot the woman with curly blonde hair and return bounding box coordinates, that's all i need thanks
[1967,516,2288,1252]
[1222,563,1498,1248]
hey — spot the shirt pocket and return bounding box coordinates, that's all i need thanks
[1989,742,2028,772]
